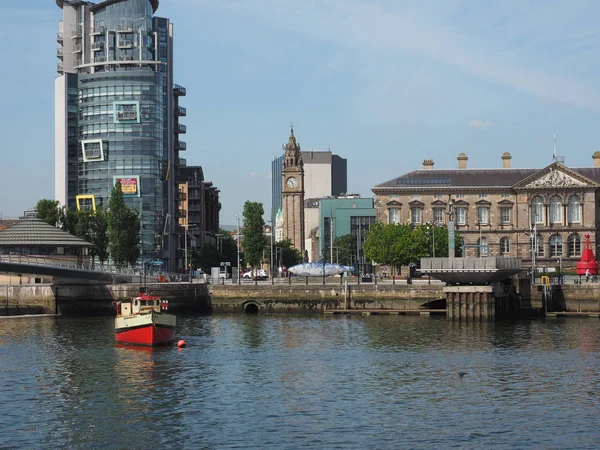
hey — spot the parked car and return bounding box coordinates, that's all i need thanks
[243,269,268,280]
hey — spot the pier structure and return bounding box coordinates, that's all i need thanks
[421,257,522,321]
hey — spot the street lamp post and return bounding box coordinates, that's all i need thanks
[236,214,241,285]
[267,220,274,285]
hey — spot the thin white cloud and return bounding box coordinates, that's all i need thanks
[248,171,257,177]
[183,0,600,111]
[468,120,494,129]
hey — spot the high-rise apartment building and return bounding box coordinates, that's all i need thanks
[54,0,208,271]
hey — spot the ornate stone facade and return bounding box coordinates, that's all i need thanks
[281,128,305,253]
[372,153,600,269]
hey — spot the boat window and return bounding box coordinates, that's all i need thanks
[134,300,138,306]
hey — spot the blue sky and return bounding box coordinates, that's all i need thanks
[1,1,600,225]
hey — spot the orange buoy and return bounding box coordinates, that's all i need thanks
[177,339,186,348]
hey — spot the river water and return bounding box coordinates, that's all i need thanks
[1,314,599,449]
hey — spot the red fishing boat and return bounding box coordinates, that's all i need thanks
[113,290,176,346]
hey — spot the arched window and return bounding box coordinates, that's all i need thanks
[549,234,563,257]
[500,237,510,255]
[568,195,581,223]
[532,196,544,224]
[478,237,489,256]
[550,196,562,224]
[532,234,544,257]
[568,234,581,257]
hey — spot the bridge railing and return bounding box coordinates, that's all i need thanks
[0,254,203,283]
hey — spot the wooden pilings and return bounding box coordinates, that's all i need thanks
[444,286,496,321]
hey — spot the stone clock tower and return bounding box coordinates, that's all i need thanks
[281,127,305,254]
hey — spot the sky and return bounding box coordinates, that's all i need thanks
[1,0,600,226]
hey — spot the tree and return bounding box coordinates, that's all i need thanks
[108,181,140,268]
[89,208,109,266]
[35,199,61,227]
[60,207,79,235]
[241,201,268,269]
[275,238,303,269]
[364,223,463,274]
[324,234,353,265]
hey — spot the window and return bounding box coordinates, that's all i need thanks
[477,207,488,225]
[433,207,444,224]
[532,234,544,257]
[479,193,488,198]
[532,196,544,224]
[478,237,489,256]
[434,194,444,199]
[568,234,581,257]
[500,207,511,225]
[389,208,399,224]
[568,195,581,223]
[411,194,421,199]
[549,234,562,257]
[456,194,465,198]
[500,237,510,255]
[550,196,562,224]
[501,193,511,198]
[389,194,399,199]
[411,207,422,225]
[456,208,466,225]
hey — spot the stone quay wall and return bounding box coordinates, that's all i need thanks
[0,283,211,316]
[209,284,445,313]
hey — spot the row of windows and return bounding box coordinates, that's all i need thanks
[389,201,582,226]
[531,195,581,224]
[475,234,582,257]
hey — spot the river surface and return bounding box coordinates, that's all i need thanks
[1,314,600,449]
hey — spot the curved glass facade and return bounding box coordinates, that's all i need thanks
[78,71,164,254]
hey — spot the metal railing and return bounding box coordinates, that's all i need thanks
[0,255,203,283]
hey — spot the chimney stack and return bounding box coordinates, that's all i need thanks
[422,159,434,170]
[593,151,600,167]
[457,153,468,169]
[502,152,512,169]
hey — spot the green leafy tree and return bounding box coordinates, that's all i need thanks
[241,201,268,269]
[60,207,79,235]
[324,234,353,265]
[108,181,140,268]
[275,238,303,270]
[89,208,109,266]
[192,244,222,272]
[35,199,61,227]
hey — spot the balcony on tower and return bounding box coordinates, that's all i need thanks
[176,209,187,219]
[175,106,187,117]
[118,39,136,49]
[57,32,63,43]
[175,140,187,151]
[90,26,106,35]
[71,28,82,39]
[174,84,186,96]
[57,62,63,74]
[176,124,187,134]
[177,157,187,166]
[73,44,82,54]
[57,48,63,59]
[117,22,134,33]
[177,190,187,201]
[92,41,105,51]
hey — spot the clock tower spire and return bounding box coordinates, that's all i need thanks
[281,125,305,254]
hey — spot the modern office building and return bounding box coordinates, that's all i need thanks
[372,152,600,270]
[54,0,212,271]
[315,196,376,273]
[271,149,347,228]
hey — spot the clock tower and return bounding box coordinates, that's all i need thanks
[281,127,305,254]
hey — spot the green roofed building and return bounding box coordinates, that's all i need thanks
[0,218,92,260]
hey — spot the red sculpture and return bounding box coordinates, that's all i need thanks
[576,234,598,275]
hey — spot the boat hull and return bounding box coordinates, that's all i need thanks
[115,312,176,346]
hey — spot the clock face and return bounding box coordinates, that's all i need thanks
[286,177,298,188]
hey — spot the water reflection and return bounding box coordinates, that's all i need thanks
[2,315,600,449]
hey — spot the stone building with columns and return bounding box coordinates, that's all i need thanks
[372,152,600,269]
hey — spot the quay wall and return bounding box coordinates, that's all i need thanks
[0,283,211,316]
[209,284,445,313]
[531,284,600,313]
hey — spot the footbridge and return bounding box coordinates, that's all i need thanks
[0,255,182,284]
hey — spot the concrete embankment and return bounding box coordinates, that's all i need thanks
[531,283,600,313]
[209,283,445,313]
[0,283,211,316]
